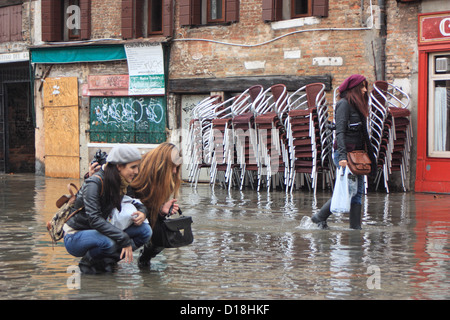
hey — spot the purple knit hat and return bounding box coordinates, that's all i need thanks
[338,74,366,92]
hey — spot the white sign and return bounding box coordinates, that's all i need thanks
[0,51,29,64]
[125,43,165,95]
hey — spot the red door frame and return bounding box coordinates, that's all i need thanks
[415,11,450,193]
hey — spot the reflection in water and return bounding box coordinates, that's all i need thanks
[0,174,449,299]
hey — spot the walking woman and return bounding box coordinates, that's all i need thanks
[130,142,183,267]
[63,144,152,273]
[311,74,376,229]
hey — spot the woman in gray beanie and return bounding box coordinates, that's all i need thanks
[63,144,152,274]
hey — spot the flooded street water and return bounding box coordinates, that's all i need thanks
[0,173,449,300]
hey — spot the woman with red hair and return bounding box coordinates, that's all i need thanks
[130,142,183,267]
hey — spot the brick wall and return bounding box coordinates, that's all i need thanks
[90,0,122,39]
[385,0,419,82]
[170,0,379,92]
[170,0,419,97]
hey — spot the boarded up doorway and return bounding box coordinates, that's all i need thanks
[43,77,79,178]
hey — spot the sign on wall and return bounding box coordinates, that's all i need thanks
[124,43,165,95]
[419,11,450,45]
[90,96,166,144]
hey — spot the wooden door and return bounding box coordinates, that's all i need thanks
[43,77,79,178]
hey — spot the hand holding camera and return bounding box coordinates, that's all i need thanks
[89,149,108,177]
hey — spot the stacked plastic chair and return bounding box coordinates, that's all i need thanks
[231,85,267,190]
[310,84,334,190]
[286,83,325,193]
[254,84,290,191]
[187,82,340,193]
[186,95,221,187]
[209,95,240,189]
[368,82,391,191]
[370,81,411,192]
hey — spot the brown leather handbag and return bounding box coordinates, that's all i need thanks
[347,150,372,175]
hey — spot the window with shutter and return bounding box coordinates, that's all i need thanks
[0,5,22,43]
[208,0,225,23]
[149,0,163,34]
[41,0,62,42]
[121,0,173,39]
[263,0,328,22]
[41,0,90,42]
[180,0,239,26]
[292,0,311,18]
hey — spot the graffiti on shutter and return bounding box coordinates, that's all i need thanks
[90,96,167,143]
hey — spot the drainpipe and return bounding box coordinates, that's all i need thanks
[377,0,387,81]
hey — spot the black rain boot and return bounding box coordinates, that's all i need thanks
[78,252,105,274]
[311,199,332,229]
[79,256,97,274]
[349,203,362,230]
[138,242,163,268]
[100,250,122,273]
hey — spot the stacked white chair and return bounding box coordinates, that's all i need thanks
[370,81,411,192]
[209,95,241,189]
[254,84,290,191]
[186,95,221,187]
[231,85,268,190]
[286,83,325,193]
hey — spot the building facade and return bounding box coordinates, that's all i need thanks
[0,0,449,193]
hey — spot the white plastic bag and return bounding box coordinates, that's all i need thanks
[331,167,356,214]
[347,172,358,199]
[108,195,149,230]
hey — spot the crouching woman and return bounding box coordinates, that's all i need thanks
[63,144,152,273]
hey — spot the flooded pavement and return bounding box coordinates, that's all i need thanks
[0,173,449,300]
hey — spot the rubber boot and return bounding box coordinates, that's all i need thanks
[349,203,362,230]
[138,242,163,268]
[78,255,98,274]
[311,199,332,229]
[78,252,106,274]
[78,250,122,274]
[101,250,122,273]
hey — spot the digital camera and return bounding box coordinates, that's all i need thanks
[91,149,108,165]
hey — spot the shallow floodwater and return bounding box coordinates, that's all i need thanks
[0,173,449,300]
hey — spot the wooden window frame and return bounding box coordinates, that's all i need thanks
[122,0,172,39]
[180,0,239,27]
[291,0,312,19]
[67,0,81,40]
[41,0,90,42]
[148,0,163,35]
[263,0,328,22]
[207,0,226,23]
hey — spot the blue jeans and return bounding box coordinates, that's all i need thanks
[333,150,364,205]
[64,223,152,260]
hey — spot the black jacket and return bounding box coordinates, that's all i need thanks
[335,98,365,162]
[65,170,148,248]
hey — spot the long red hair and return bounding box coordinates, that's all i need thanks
[131,143,182,227]
[340,80,369,117]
